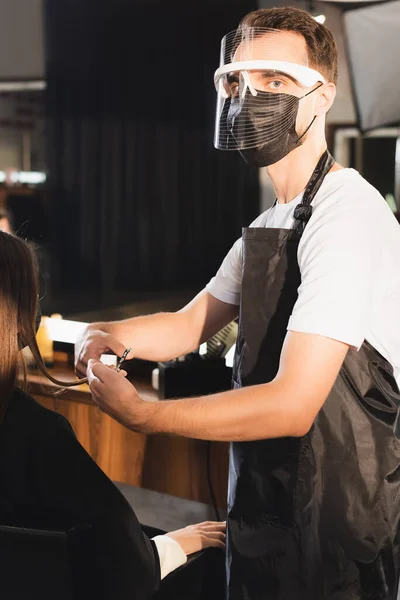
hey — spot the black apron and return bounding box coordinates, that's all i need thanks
[228,151,400,600]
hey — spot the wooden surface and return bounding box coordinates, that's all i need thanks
[28,361,229,508]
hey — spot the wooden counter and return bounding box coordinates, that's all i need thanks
[27,362,229,508]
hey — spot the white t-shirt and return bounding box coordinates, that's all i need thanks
[206,168,400,388]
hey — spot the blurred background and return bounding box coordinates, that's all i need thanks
[0,0,399,534]
[0,0,398,323]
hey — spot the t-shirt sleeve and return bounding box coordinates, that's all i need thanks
[287,195,380,349]
[35,413,160,600]
[205,211,271,306]
[206,237,243,305]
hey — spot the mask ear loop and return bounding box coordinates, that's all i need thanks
[296,82,324,142]
[296,116,317,143]
[301,81,323,100]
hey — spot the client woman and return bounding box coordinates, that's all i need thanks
[0,231,225,599]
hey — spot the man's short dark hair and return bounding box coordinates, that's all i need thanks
[239,7,338,85]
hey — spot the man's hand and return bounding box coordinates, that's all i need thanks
[87,359,151,429]
[167,521,226,555]
[75,325,132,378]
[87,332,350,443]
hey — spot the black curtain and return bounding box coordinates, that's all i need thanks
[45,0,259,305]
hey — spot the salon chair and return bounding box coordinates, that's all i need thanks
[0,522,95,600]
[0,523,225,600]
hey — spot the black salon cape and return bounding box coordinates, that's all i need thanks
[0,388,160,600]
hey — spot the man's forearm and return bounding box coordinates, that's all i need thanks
[88,290,238,364]
[95,312,198,363]
[87,331,343,443]
[135,381,310,441]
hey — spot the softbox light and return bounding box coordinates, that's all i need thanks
[341,0,400,131]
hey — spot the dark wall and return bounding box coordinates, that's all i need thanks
[348,137,397,200]
[45,0,259,302]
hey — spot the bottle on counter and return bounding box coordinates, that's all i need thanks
[36,316,54,368]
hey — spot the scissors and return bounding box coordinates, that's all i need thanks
[116,347,132,372]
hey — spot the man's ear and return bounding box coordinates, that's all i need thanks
[315,82,336,116]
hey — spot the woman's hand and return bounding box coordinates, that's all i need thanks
[166,521,226,555]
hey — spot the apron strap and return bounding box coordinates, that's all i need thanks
[292,149,335,233]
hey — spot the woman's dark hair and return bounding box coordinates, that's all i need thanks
[0,231,85,421]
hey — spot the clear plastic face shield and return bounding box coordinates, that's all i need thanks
[213,28,326,165]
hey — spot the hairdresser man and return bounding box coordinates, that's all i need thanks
[76,7,400,599]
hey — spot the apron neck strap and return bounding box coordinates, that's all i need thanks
[292,149,335,232]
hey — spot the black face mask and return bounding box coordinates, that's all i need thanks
[226,86,319,168]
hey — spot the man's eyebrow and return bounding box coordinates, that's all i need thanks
[253,69,299,84]
[226,68,301,85]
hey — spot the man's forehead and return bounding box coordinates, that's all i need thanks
[233,30,309,67]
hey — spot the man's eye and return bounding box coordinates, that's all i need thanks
[269,80,283,90]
